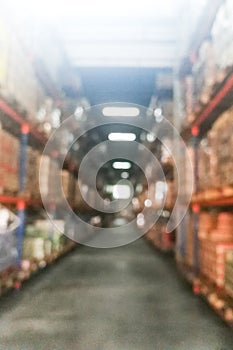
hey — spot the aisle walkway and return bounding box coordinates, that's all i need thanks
[0,238,232,350]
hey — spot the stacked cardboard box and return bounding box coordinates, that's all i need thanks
[25,147,40,199]
[39,156,76,205]
[198,108,233,190]
[198,139,212,191]
[0,129,19,193]
[39,155,51,199]
[211,213,233,242]
[47,159,61,203]
[185,213,195,267]
[74,179,83,209]
[209,108,233,187]
[199,240,233,287]
[198,212,218,239]
[183,76,195,124]
[211,0,233,73]
[61,170,69,200]
[3,30,45,119]
[165,181,176,209]
[67,174,76,207]
[193,40,217,106]
[0,19,10,91]
[181,1,233,128]
[199,212,233,287]
[146,221,175,252]
[225,250,233,298]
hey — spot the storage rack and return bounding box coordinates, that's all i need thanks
[0,12,82,295]
[0,96,78,296]
[175,0,233,327]
[144,160,176,253]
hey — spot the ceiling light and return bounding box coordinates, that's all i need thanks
[113,162,131,170]
[154,108,162,117]
[108,133,136,141]
[121,172,129,179]
[72,143,80,151]
[81,184,88,193]
[105,185,113,193]
[137,213,145,227]
[154,108,164,123]
[11,0,177,19]
[74,106,84,120]
[43,122,52,133]
[144,199,152,207]
[102,107,140,117]
[146,133,156,143]
[136,184,143,193]
[155,192,164,201]
[113,184,131,199]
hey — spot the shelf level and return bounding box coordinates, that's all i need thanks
[182,71,233,139]
[0,195,41,207]
[0,97,46,144]
[192,192,233,207]
[194,277,233,328]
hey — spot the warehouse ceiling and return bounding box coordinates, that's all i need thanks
[76,67,173,107]
[7,0,206,69]
[6,0,207,106]
[5,0,208,195]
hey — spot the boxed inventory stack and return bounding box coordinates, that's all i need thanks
[175,0,233,325]
[0,12,81,296]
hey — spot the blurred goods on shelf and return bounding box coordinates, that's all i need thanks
[23,220,66,261]
[0,128,19,194]
[225,250,233,298]
[146,216,175,252]
[181,0,233,128]
[198,108,233,191]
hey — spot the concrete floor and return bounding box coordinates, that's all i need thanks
[0,238,232,350]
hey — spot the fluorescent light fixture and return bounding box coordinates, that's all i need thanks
[72,143,80,151]
[156,181,168,192]
[144,199,152,208]
[121,172,129,179]
[108,133,136,141]
[154,108,164,123]
[11,0,177,19]
[155,181,167,201]
[102,107,140,117]
[113,162,131,170]
[136,184,143,193]
[146,133,156,143]
[90,216,101,225]
[43,122,52,133]
[82,184,88,194]
[113,184,131,199]
[137,213,145,227]
[74,106,84,120]
[154,108,162,117]
[155,192,164,201]
[105,185,113,193]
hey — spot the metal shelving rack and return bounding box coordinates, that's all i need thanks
[0,92,76,297]
[175,0,233,326]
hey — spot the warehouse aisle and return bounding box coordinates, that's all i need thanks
[0,238,232,350]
